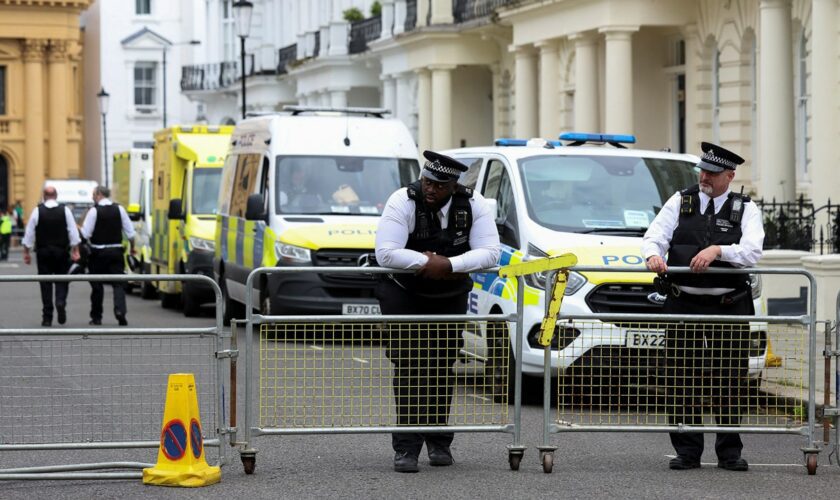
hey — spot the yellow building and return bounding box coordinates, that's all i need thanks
[0,0,91,214]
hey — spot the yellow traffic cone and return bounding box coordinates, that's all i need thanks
[143,373,221,487]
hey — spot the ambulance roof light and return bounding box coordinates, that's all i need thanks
[559,132,637,148]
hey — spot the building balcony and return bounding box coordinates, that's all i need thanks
[349,16,382,54]
[180,55,259,92]
[277,43,297,75]
[453,0,519,23]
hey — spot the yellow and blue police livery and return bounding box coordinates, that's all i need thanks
[445,134,768,394]
[213,107,421,322]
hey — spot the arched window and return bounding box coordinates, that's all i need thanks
[711,46,721,143]
[795,30,809,177]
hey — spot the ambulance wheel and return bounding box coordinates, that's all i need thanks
[541,452,554,474]
[182,289,202,317]
[806,453,817,475]
[241,455,256,475]
[140,280,157,300]
[161,292,180,309]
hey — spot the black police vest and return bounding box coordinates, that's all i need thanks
[666,185,750,289]
[90,204,123,245]
[393,180,474,297]
[35,204,70,250]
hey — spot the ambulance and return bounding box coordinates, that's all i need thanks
[443,134,769,399]
[112,149,153,296]
[151,125,233,316]
[214,107,420,323]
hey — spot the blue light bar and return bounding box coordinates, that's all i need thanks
[559,132,637,144]
[495,138,528,146]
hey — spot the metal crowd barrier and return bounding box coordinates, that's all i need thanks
[0,274,229,481]
[235,266,525,474]
[536,267,821,475]
[828,292,840,468]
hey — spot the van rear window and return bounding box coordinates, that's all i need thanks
[275,156,419,215]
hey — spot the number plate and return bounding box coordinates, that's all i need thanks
[626,330,666,348]
[341,303,381,315]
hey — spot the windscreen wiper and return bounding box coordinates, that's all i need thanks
[578,227,647,235]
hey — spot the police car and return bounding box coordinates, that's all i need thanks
[443,133,768,400]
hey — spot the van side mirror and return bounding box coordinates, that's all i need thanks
[167,199,184,220]
[245,193,267,221]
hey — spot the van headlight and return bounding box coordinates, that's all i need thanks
[750,273,762,299]
[275,242,311,265]
[524,270,587,296]
[188,237,215,252]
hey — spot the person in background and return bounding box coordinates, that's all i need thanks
[642,142,764,472]
[0,206,12,260]
[22,187,81,326]
[80,186,136,326]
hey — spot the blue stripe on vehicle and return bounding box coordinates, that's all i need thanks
[220,216,228,261]
[235,218,245,267]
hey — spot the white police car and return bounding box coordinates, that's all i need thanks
[444,133,767,400]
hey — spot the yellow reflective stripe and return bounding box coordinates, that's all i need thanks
[242,220,255,268]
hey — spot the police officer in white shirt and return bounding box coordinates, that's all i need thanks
[80,186,136,326]
[22,186,81,326]
[642,142,764,472]
[375,150,500,473]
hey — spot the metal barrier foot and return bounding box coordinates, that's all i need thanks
[506,445,526,471]
[537,446,557,474]
[240,450,258,475]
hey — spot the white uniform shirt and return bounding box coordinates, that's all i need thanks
[641,188,764,295]
[80,199,136,248]
[375,187,501,273]
[22,200,82,250]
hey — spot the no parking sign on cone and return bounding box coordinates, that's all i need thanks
[143,373,221,487]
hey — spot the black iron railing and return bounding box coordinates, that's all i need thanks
[405,0,417,31]
[313,31,321,58]
[181,57,257,91]
[453,0,517,23]
[277,44,297,74]
[349,16,381,54]
[755,196,840,254]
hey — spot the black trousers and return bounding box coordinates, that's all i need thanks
[36,247,71,321]
[664,292,753,462]
[376,279,467,457]
[0,233,10,260]
[88,247,127,321]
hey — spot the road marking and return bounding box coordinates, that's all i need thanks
[664,454,802,467]
[309,344,324,351]
[352,357,369,364]
[466,393,492,403]
[0,263,19,268]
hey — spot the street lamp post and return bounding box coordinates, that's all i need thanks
[162,40,201,128]
[96,87,110,187]
[233,1,253,120]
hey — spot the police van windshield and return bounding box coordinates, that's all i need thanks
[191,168,223,215]
[275,156,419,215]
[519,155,697,233]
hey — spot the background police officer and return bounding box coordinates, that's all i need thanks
[22,186,81,326]
[375,150,500,473]
[80,186,136,326]
[642,142,764,472]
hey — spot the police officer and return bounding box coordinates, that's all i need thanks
[21,186,82,326]
[642,142,764,472]
[375,150,500,473]
[0,206,12,260]
[80,186,136,326]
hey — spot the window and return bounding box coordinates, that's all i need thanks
[230,154,262,218]
[455,157,482,190]
[136,0,151,15]
[134,62,157,111]
[0,66,5,115]
[482,160,518,246]
[795,31,809,176]
[222,0,235,63]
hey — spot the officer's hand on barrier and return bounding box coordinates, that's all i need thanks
[70,247,80,263]
[417,251,453,280]
[689,245,720,273]
[645,255,667,274]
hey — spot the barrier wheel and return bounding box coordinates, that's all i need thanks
[806,453,817,475]
[242,455,256,475]
[508,452,522,471]
[541,452,554,474]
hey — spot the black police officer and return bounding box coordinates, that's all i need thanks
[375,150,500,472]
[642,142,765,472]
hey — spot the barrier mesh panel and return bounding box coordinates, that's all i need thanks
[555,321,807,429]
[258,321,510,429]
[0,335,218,446]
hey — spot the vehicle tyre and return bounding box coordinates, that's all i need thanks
[160,291,180,309]
[182,286,203,317]
[221,273,244,327]
[140,280,157,300]
[484,320,515,405]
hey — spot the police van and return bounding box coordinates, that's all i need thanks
[443,134,768,398]
[214,107,420,323]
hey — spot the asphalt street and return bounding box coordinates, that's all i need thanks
[1,247,839,499]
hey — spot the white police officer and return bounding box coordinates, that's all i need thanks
[375,150,500,473]
[642,142,765,472]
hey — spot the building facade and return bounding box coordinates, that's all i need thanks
[0,0,91,213]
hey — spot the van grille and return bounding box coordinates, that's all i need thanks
[313,249,375,284]
[585,284,664,314]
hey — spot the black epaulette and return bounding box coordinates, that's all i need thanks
[455,184,473,198]
[407,184,421,201]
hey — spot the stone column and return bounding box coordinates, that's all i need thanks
[416,68,432,151]
[429,0,453,24]
[600,26,638,135]
[490,63,503,139]
[395,73,411,126]
[570,32,599,133]
[48,39,69,180]
[330,87,349,108]
[23,39,47,212]
[394,0,407,35]
[758,0,795,202]
[430,65,454,150]
[809,0,837,207]
[381,0,395,39]
[416,0,429,28]
[536,40,559,138]
[513,45,538,139]
[682,24,701,153]
[381,75,397,115]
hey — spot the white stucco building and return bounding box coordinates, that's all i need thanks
[82,0,204,184]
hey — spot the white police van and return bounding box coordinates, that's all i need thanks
[443,133,768,399]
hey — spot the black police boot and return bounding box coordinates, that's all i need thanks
[393,452,419,473]
[41,318,52,327]
[717,457,748,471]
[427,445,454,466]
[669,456,701,470]
[57,307,66,325]
[116,314,128,326]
